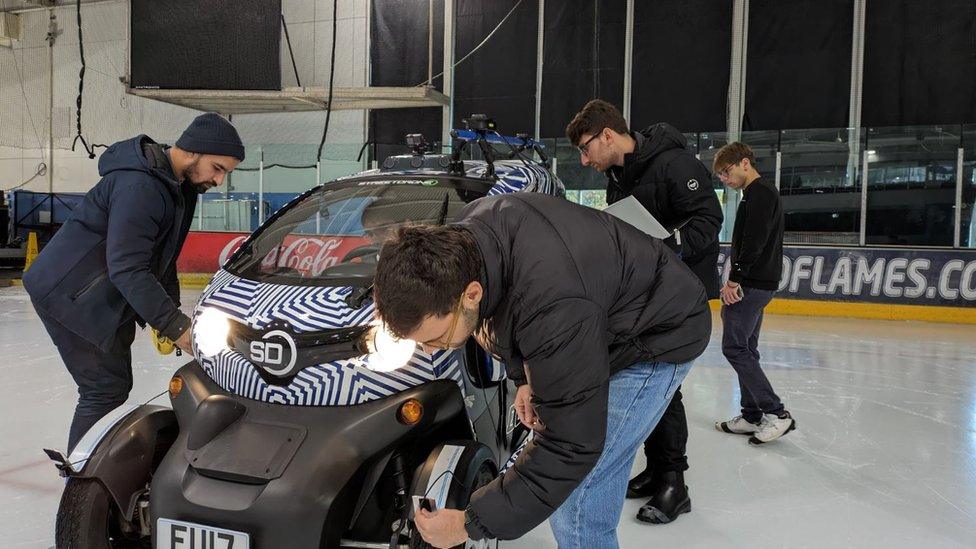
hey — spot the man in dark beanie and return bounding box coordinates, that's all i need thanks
[24,112,244,453]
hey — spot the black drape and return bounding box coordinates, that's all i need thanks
[538,0,626,138]
[743,0,853,130]
[863,0,976,127]
[452,0,538,136]
[630,0,732,133]
[369,0,445,163]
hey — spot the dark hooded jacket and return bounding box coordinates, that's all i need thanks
[605,123,723,298]
[454,193,710,540]
[23,135,196,351]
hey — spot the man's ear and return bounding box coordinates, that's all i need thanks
[463,281,483,307]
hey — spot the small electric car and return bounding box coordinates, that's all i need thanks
[46,120,563,549]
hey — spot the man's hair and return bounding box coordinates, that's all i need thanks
[373,225,482,339]
[565,99,629,146]
[713,142,757,171]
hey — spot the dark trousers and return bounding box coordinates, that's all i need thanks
[642,386,689,472]
[36,309,135,454]
[720,287,785,423]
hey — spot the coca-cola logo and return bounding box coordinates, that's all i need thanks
[219,236,248,265]
[270,237,343,276]
[219,236,345,277]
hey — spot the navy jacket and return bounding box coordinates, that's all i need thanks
[24,135,194,351]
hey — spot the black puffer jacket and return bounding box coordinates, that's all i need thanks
[606,123,723,298]
[454,193,711,540]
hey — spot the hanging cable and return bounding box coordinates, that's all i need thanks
[281,14,302,87]
[415,0,524,87]
[315,0,339,162]
[70,0,108,159]
[2,163,48,192]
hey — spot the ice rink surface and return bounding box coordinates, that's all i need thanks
[2,285,974,548]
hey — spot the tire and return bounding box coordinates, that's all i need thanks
[55,478,149,549]
[409,462,496,549]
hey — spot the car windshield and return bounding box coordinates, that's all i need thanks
[223,177,487,284]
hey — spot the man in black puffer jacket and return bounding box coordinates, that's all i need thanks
[373,193,710,548]
[566,99,723,525]
[24,113,243,453]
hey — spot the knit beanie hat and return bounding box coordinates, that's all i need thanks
[176,113,245,161]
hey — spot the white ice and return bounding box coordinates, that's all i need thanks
[1,285,975,548]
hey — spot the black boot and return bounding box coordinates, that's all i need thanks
[627,468,656,499]
[636,471,691,524]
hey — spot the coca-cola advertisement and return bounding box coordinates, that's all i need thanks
[177,232,371,275]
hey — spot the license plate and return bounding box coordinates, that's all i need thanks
[156,518,249,549]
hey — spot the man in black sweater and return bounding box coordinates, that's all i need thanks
[713,142,796,445]
[566,99,723,524]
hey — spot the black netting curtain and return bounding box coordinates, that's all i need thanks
[452,0,538,136]
[538,0,626,138]
[630,0,732,133]
[862,0,976,127]
[369,0,445,163]
[130,0,281,90]
[743,0,853,131]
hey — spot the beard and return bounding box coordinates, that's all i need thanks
[182,160,217,194]
[453,305,481,349]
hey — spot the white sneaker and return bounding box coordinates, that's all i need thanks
[748,412,796,445]
[715,415,762,435]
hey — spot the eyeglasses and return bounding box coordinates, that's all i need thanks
[715,163,736,178]
[421,294,466,351]
[577,132,602,155]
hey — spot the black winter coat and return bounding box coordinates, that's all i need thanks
[606,123,723,298]
[23,136,195,351]
[454,193,711,540]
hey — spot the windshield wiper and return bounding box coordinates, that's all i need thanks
[436,192,450,225]
[345,284,373,309]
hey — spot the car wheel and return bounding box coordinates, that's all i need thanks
[55,478,149,549]
[409,461,495,549]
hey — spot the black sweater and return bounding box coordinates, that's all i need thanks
[729,176,784,290]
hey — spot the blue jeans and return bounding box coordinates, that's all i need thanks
[549,360,693,549]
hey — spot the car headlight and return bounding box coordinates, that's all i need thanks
[365,323,416,372]
[195,307,231,357]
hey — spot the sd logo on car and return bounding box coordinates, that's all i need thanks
[250,329,299,377]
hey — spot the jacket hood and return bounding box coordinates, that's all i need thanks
[630,123,687,166]
[98,135,155,176]
[98,135,183,198]
[608,123,688,184]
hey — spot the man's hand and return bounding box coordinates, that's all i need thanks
[415,508,468,548]
[720,281,743,306]
[174,328,193,354]
[515,384,544,431]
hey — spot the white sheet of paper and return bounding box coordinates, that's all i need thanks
[603,195,672,239]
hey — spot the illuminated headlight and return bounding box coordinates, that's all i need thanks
[194,307,231,357]
[365,323,416,372]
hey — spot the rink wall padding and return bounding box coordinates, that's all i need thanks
[714,245,976,324]
[168,235,976,324]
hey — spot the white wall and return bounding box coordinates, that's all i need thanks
[0,0,369,195]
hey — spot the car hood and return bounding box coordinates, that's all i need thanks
[192,269,464,406]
